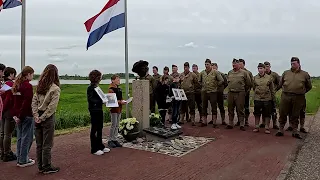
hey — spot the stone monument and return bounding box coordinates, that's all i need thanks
[132,60,150,130]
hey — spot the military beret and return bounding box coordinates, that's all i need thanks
[291,57,300,63]
[264,61,270,66]
[239,59,245,64]
[205,59,211,64]
[257,63,265,68]
[232,58,239,63]
[184,62,190,67]
[163,66,169,70]
[172,64,177,68]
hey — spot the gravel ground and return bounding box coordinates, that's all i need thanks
[286,112,320,180]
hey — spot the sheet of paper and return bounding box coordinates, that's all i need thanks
[125,97,133,104]
[105,93,119,107]
[0,84,12,91]
[94,86,108,102]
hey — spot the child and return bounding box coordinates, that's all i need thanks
[32,64,61,174]
[169,74,182,130]
[12,66,35,167]
[155,75,170,126]
[0,67,17,162]
[87,70,110,156]
[108,75,126,148]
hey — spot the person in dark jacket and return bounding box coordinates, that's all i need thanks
[87,70,110,155]
[169,74,182,130]
[155,75,170,125]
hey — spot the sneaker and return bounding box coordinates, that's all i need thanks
[103,148,111,153]
[112,141,122,147]
[171,124,178,130]
[175,123,181,129]
[93,150,104,156]
[17,159,35,168]
[265,129,271,134]
[253,128,259,132]
[108,141,117,148]
[43,166,60,174]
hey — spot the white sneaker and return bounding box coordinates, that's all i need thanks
[171,124,178,130]
[175,123,181,129]
[103,148,110,153]
[17,159,35,168]
[93,150,104,156]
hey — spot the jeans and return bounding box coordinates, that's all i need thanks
[172,101,181,124]
[16,116,34,164]
[35,113,55,169]
[110,113,121,141]
[90,110,105,153]
[0,111,16,157]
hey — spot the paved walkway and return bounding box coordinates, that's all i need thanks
[0,115,312,180]
[286,110,320,180]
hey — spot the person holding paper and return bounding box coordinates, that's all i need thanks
[169,74,182,130]
[108,74,126,148]
[0,67,17,162]
[87,70,110,156]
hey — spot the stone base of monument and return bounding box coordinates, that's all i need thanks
[143,127,183,141]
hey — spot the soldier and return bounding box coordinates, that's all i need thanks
[180,62,198,126]
[238,59,253,126]
[259,61,281,129]
[275,57,312,139]
[287,102,307,133]
[151,66,161,113]
[161,66,173,83]
[199,59,224,128]
[252,63,274,134]
[211,63,228,125]
[192,64,203,122]
[137,67,156,114]
[226,59,252,131]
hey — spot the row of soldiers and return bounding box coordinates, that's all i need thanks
[138,57,312,139]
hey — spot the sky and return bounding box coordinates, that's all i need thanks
[1,0,320,76]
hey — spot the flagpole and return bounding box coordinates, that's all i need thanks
[21,0,26,70]
[124,0,129,118]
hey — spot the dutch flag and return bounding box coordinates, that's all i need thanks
[0,0,22,12]
[84,0,125,49]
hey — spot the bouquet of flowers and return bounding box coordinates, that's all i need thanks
[149,113,162,127]
[119,117,139,136]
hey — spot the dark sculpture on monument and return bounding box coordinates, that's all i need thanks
[132,60,149,79]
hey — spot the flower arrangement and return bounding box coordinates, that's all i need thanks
[119,117,139,136]
[149,113,162,127]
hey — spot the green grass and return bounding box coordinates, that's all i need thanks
[54,84,132,130]
[52,79,320,130]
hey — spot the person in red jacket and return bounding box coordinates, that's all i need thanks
[11,66,35,168]
[0,67,17,162]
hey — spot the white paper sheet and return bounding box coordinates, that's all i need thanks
[0,84,12,92]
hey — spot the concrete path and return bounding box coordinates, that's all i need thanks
[0,114,312,180]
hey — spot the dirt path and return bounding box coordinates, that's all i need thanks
[0,115,311,180]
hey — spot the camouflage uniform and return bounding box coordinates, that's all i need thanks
[242,68,253,126]
[151,74,162,113]
[217,71,228,124]
[276,68,312,138]
[226,69,252,130]
[138,74,156,113]
[180,71,198,124]
[199,69,224,127]
[252,73,274,132]
[193,71,203,121]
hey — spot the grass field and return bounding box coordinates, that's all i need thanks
[54,79,320,130]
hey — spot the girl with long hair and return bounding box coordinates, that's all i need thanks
[12,66,35,167]
[32,64,61,174]
[0,67,17,162]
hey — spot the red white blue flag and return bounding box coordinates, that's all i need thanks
[0,0,22,12]
[84,0,125,49]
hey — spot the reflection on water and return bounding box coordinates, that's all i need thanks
[30,79,134,86]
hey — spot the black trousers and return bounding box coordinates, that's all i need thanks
[253,100,272,118]
[89,110,105,154]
